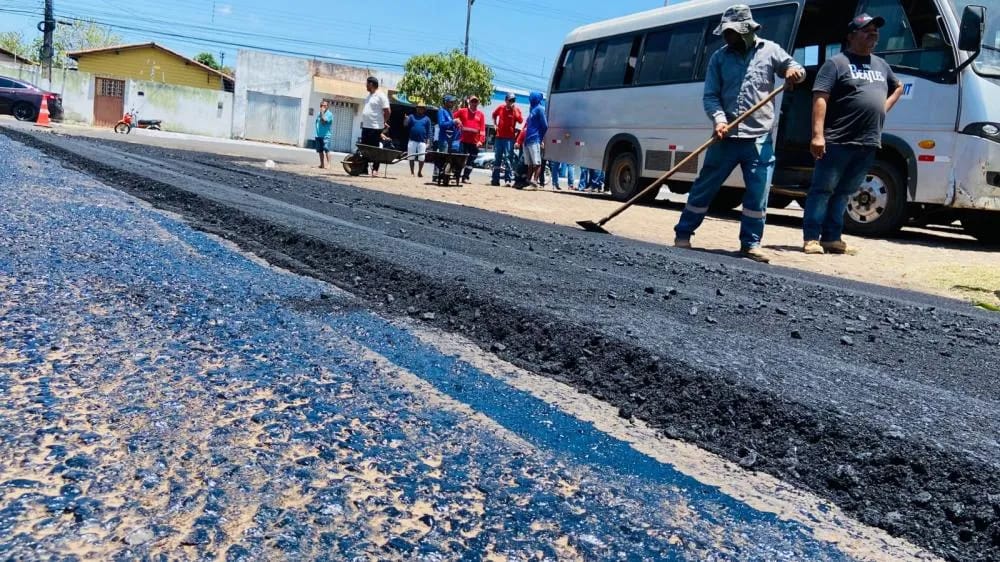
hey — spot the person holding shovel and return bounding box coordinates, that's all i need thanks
[673,4,805,263]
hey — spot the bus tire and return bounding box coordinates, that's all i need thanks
[607,151,639,201]
[844,159,907,236]
[962,211,1000,246]
[709,187,745,211]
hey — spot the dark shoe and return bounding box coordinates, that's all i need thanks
[490,180,501,187]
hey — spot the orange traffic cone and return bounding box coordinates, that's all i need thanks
[35,96,52,128]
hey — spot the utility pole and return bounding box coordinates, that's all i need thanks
[464,0,475,56]
[38,0,56,82]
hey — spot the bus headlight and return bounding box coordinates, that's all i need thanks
[962,122,1000,142]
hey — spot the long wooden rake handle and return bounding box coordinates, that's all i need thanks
[591,85,788,229]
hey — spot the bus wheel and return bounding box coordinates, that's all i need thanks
[709,188,745,211]
[607,151,639,201]
[962,211,1000,246]
[844,160,907,236]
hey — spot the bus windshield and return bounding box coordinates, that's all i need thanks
[951,1,1000,76]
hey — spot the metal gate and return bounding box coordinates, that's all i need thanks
[244,91,302,145]
[93,78,125,127]
[329,100,356,153]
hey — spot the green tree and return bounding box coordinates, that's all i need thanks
[194,52,220,70]
[397,49,494,107]
[29,21,122,68]
[0,31,32,60]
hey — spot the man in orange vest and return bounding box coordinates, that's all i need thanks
[454,95,486,185]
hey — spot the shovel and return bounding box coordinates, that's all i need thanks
[577,85,788,234]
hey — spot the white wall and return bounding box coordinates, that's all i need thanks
[234,49,404,147]
[125,80,233,138]
[233,50,313,143]
[2,61,234,135]
[0,62,95,124]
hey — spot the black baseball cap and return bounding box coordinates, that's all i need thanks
[848,13,885,32]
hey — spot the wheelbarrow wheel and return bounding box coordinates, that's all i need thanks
[342,155,368,176]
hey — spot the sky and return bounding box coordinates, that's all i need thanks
[0,0,671,91]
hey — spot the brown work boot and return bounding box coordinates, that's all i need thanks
[803,240,825,254]
[821,240,852,254]
[740,246,771,263]
[674,237,692,249]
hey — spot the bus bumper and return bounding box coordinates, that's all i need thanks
[951,135,1000,210]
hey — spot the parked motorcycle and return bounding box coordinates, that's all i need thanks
[114,108,162,133]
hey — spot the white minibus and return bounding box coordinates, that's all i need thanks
[545,0,999,242]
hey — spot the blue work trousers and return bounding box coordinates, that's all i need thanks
[802,144,876,242]
[492,138,516,183]
[548,161,574,188]
[674,135,775,249]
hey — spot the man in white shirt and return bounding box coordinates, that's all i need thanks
[361,76,391,176]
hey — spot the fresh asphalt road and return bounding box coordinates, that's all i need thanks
[0,118,495,178]
[0,129,932,560]
[4,125,998,560]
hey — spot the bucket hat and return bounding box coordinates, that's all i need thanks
[714,4,762,35]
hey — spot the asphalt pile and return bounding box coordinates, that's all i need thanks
[3,126,998,561]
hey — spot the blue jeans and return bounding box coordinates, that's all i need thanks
[492,138,516,183]
[803,144,876,242]
[548,161,574,187]
[674,135,775,249]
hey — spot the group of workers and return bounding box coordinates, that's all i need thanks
[315,4,901,263]
[674,5,901,263]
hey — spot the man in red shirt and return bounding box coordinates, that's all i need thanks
[453,95,486,184]
[490,92,523,186]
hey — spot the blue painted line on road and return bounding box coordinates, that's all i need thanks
[0,134,863,560]
[333,311,851,560]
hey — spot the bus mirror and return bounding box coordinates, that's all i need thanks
[958,5,985,51]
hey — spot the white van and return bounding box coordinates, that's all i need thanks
[545,0,999,242]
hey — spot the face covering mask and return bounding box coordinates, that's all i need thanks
[740,32,757,51]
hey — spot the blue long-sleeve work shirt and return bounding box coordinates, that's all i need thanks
[437,108,454,144]
[702,38,802,139]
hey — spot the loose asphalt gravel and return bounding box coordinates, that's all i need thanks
[3,126,999,561]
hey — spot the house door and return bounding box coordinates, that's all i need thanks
[93,78,125,127]
[244,91,302,145]
[329,100,357,153]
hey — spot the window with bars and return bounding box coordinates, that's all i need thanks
[96,78,125,98]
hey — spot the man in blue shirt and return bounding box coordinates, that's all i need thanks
[434,94,457,180]
[404,103,432,177]
[314,100,334,169]
[673,4,805,263]
[523,91,548,188]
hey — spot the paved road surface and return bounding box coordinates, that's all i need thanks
[3,126,998,560]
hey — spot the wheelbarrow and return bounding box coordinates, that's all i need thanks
[425,151,470,186]
[341,144,409,177]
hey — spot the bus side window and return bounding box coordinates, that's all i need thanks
[591,35,639,89]
[638,21,705,84]
[793,45,820,67]
[695,18,725,80]
[554,44,596,92]
[857,0,956,78]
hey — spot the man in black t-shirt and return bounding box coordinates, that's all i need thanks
[802,13,904,255]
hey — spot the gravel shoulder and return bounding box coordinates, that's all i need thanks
[4,126,999,561]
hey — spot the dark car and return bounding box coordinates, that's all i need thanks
[0,75,64,122]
